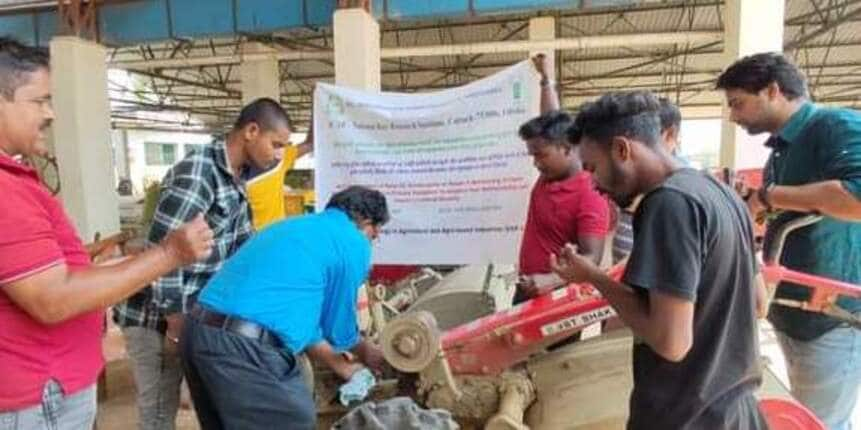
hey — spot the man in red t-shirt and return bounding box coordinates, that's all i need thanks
[514,55,610,304]
[0,38,213,427]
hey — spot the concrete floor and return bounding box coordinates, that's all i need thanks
[96,360,200,430]
[96,322,199,430]
[95,320,859,430]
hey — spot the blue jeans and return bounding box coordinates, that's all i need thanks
[0,380,96,430]
[777,321,861,430]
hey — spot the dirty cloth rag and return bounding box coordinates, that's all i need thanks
[339,368,377,406]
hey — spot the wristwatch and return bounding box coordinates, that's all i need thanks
[758,183,776,212]
[540,77,554,88]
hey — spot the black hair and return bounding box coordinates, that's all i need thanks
[518,110,574,147]
[658,97,681,131]
[566,122,582,146]
[326,185,390,226]
[574,91,662,147]
[233,97,292,132]
[716,52,808,100]
[0,37,50,100]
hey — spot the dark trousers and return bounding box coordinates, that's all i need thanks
[179,317,315,430]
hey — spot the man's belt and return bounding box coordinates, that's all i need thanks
[189,304,285,350]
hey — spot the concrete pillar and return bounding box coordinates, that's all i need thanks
[719,0,785,169]
[334,8,380,90]
[240,42,281,105]
[529,16,556,81]
[112,129,130,182]
[50,36,120,242]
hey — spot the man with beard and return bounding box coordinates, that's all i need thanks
[611,96,685,264]
[550,91,767,429]
[717,52,861,430]
[514,54,610,303]
[0,37,213,429]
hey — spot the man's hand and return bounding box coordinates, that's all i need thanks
[516,275,541,300]
[733,180,767,223]
[746,188,769,224]
[334,360,364,381]
[732,177,752,200]
[307,341,365,380]
[550,243,602,284]
[297,97,315,158]
[296,125,314,158]
[353,340,385,373]
[531,53,550,80]
[161,213,214,266]
[516,273,568,299]
[1,214,213,326]
[754,273,771,319]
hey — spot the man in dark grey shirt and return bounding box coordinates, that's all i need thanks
[553,91,767,429]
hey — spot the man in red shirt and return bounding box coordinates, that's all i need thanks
[514,55,610,303]
[0,38,213,428]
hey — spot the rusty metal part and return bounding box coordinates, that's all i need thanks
[424,375,498,421]
[58,0,99,40]
[368,284,388,337]
[486,373,535,430]
[385,285,419,311]
[381,311,441,373]
[85,230,138,262]
[421,371,533,427]
[362,269,443,335]
[337,0,371,11]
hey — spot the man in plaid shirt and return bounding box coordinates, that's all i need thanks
[114,98,293,430]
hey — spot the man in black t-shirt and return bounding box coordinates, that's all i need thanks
[552,91,768,430]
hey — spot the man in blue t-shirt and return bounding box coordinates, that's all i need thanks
[179,186,389,429]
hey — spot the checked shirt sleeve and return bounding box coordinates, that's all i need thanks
[148,156,215,314]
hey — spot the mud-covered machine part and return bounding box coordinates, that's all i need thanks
[381,310,442,373]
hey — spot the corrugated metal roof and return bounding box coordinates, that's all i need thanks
[33,0,861,128]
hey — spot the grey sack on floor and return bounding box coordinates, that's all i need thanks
[332,396,460,430]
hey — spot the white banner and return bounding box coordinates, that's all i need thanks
[314,61,539,264]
